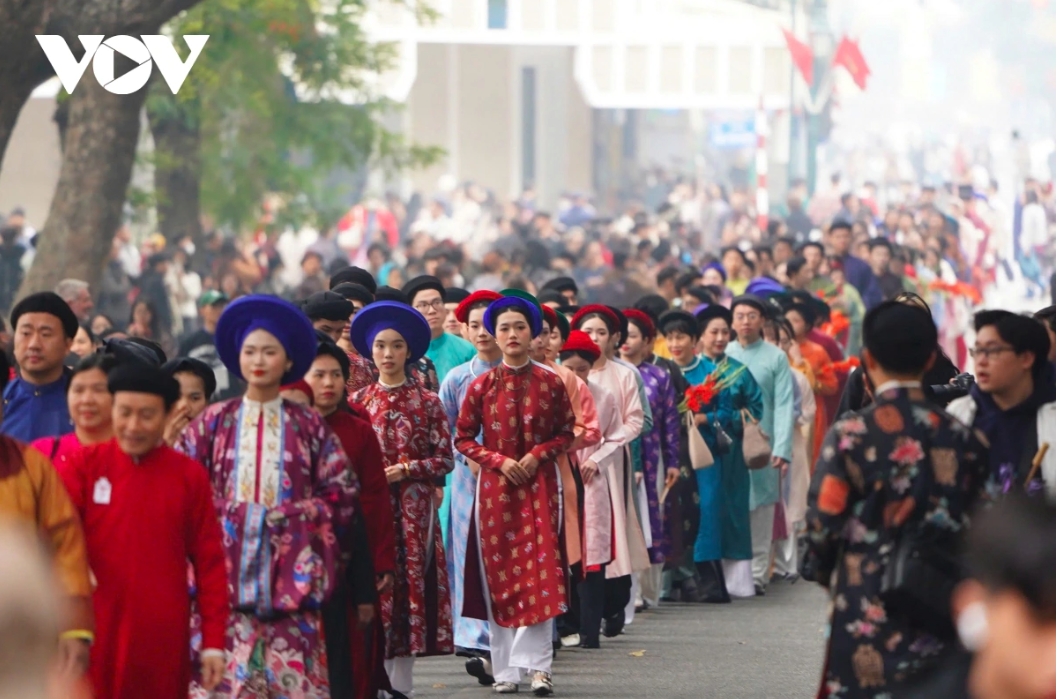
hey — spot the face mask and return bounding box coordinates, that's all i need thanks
[182,242,196,257]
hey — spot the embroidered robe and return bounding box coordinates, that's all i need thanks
[176,397,358,699]
[350,381,454,658]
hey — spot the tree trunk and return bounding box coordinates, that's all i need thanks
[19,76,147,295]
[148,98,203,245]
[54,96,70,152]
[0,1,53,165]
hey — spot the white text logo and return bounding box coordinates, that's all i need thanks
[35,35,209,95]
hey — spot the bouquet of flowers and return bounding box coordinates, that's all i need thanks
[682,362,748,412]
[685,375,719,412]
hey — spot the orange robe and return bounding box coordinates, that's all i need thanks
[797,339,838,464]
[0,439,93,635]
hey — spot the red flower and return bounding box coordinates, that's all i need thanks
[820,310,851,338]
[685,375,719,412]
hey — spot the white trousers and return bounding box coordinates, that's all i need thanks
[638,564,663,608]
[722,559,755,598]
[488,618,554,683]
[384,657,415,697]
[475,485,553,684]
[773,528,798,576]
[749,505,776,588]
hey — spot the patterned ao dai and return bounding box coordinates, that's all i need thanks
[635,361,680,563]
[176,397,358,699]
[454,361,576,628]
[351,380,455,658]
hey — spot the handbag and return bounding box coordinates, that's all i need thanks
[740,408,772,469]
[685,411,714,470]
[712,422,733,455]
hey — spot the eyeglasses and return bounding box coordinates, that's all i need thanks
[414,299,446,312]
[969,345,1014,360]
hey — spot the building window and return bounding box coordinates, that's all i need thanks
[521,67,536,189]
[488,0,508,29]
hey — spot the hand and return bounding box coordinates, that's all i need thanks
[634,472,644,486]
[265,509,287,526]
[356,603,375,630]
[200,653,226,691]
[787,343,803,365]
[57,637,90,678]
[433,487,444,510]
[385,464,409,484]
[518,453,540,479]
[467,458,481,477]
[376,572,394,593]
[580,459,599,484]
[499,458,529,486]
[693,413,708,426]
[665,467,680,490]
[772,456,789,474]
[163,405,192,445]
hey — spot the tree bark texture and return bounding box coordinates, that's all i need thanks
[148,99,203,245]
[0,0,55,163]
[19,77,147,295]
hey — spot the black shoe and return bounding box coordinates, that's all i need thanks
[700,592,732,604]
[602,617,624,638]
[679,579,704,603]
[579,638,601,649]
[465,657,495,686]
[754,584,766,597]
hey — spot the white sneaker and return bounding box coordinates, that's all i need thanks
[493,681,519,694]
[530,672,553,696]
[559,633,580,648]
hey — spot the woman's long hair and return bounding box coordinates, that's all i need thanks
[129,298,163,340]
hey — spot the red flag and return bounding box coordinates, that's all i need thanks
[832,36,870,90]
[782,28,814,86]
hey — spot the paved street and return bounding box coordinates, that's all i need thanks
[414,580,830,699]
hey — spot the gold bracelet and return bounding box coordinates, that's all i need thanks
[60,630,94,644]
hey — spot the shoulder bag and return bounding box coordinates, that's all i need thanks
[740,408,772,469]
[686,412,714,470]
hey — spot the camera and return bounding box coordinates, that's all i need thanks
[929,372,975,401]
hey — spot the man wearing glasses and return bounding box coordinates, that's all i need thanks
[726,294,796,596]
[403,275,477,384]
[948,310,1055,495]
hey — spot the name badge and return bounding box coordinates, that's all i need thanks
[92,477,112,505]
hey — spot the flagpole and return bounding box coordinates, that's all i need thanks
[788,0,799,188]
[806,0,832,197]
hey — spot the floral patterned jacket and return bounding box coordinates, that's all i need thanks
[802,385,991,699]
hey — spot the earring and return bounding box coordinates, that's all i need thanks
[957,601,989,652]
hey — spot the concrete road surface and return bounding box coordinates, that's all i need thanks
[412,580,830,699]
